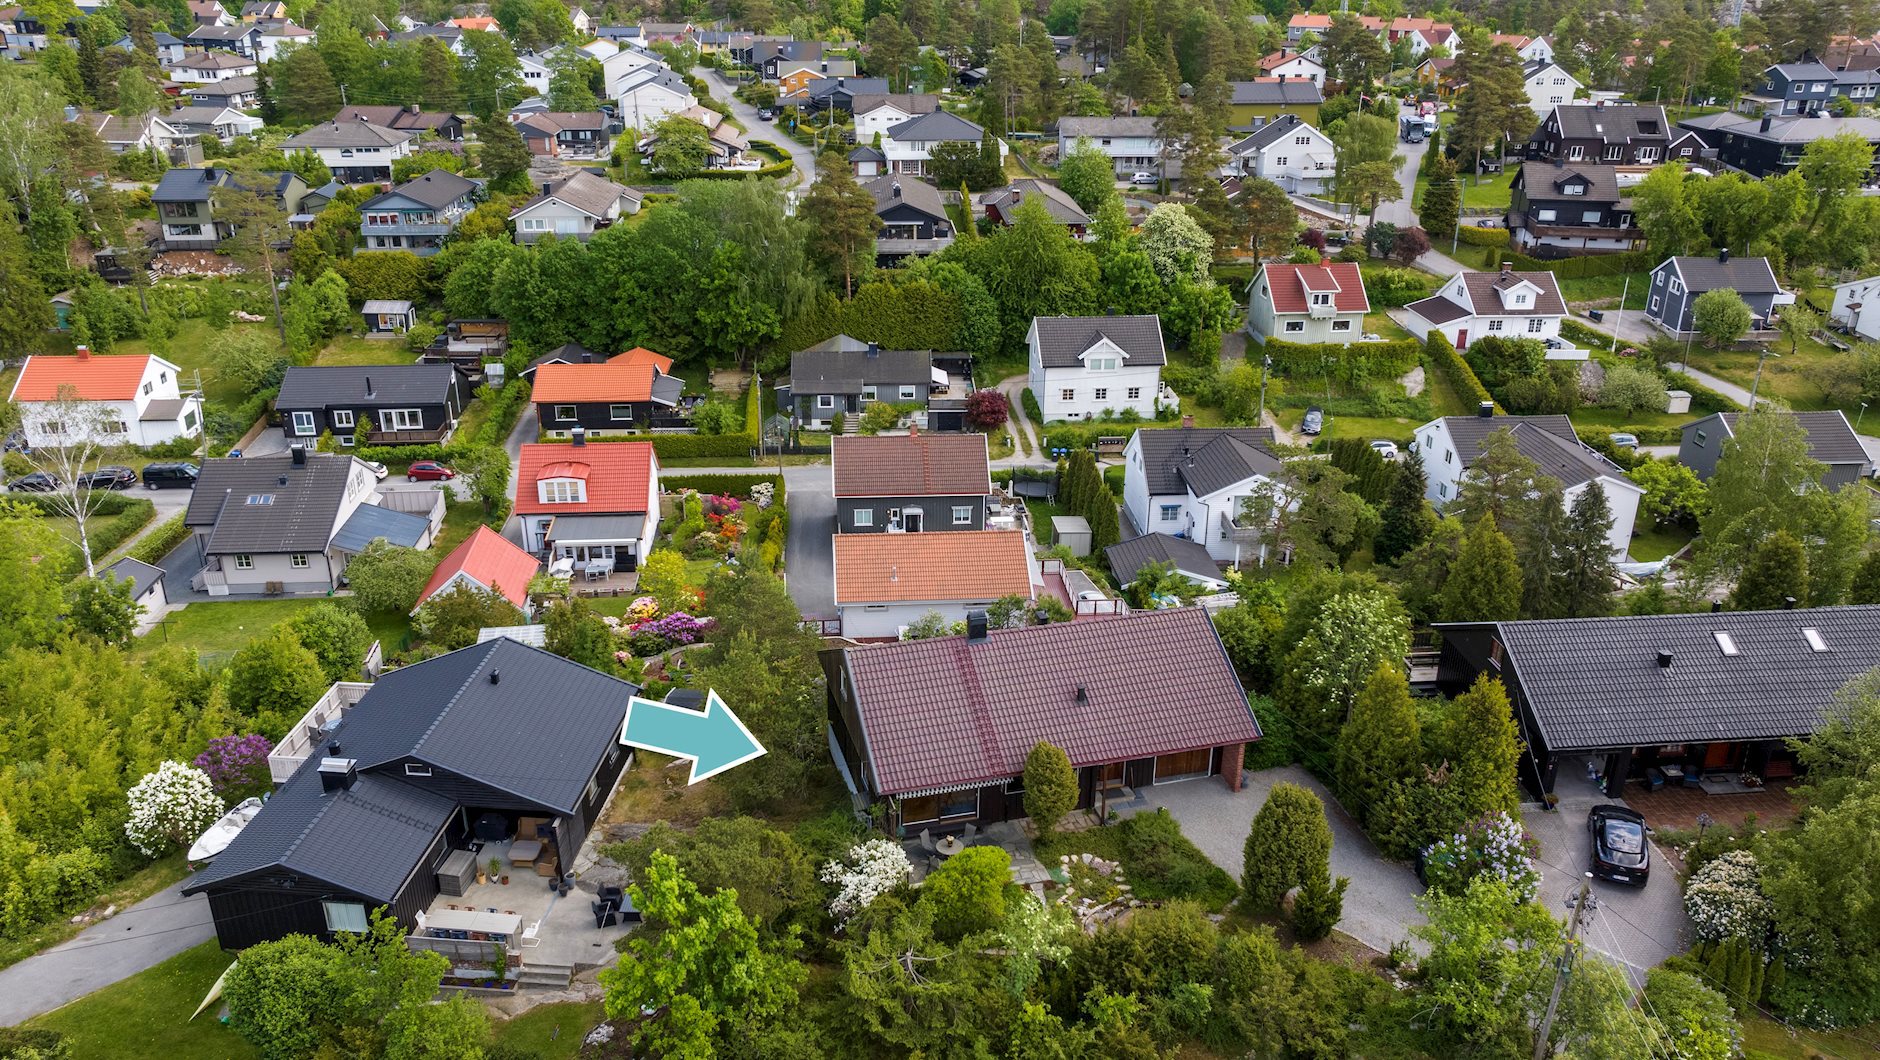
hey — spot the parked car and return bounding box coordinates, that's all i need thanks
[1301,407,1325,435]
[1369,440,1399,460]
[756,107,774,120]
[1608,433,1639,450]
[1587,804,1650,885]
[225,449,243,458]
[8,472,61,492]
[2,430,28,453]
[1130,171,1159,186]
[142,462,200,489]
[360,460,389,481]
[79,466,138,490]
[407,461,457,482]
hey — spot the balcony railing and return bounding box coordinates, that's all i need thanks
[270,681,372,783]
[364,425,452,445]
[1307,301,1337,319]
[361,221,453,238]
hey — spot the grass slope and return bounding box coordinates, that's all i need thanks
[26,940,256,1060]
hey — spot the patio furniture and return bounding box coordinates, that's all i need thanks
[919,828,937,853]
[517,816,552,842]
[520,920,541,949]
[436,850,477,896]
[935,836,966,858]
[592,901,619,928]
[508,839,544,869]
[424,908,521,941]
[1645,768,1666,792]
[961,824,977,844]
[599,884,624,904]
[472,813,511,842]
[535,854,560,878]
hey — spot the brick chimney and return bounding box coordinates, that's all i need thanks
[75,345,90,361]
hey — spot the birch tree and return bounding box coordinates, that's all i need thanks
[22,384,129,576]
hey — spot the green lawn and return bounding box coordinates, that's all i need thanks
[1629,524,1694,563]
[1414,166,1516,214]
[1683,334,1867,424]
[1557,273,1649,308]
[26,940,256,1060]
[107,319,268,407]
[1741,1014,1880,1059]
[491,1000,606,1058]
[1364,311,1414,341]
[137,599,411,666]
[1274,407,1422,443]
[433,501,491,556]
[311,335,419,368]
[1567,405,1692,435]
[1421,353,1474,418]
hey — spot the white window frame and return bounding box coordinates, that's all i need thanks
[951,505,972,525]
[322,900,369,933]
[331,409,354,428]
[291,410,315,435]
[852,507,873,527]
[290,554,309,569]
[1527,318,1544,333]
[385,408,424,430]
[233,554,254,570]
[898,385,917,400]
[555,404,577,420]
[1159,504,1181,522]
[818,394,835,409]
[609,404,634,421]
[861,385,876,402]
[1283,320,1305,333]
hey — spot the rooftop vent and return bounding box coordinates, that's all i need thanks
[318,756,358,794]
[1719,248,1732,263]
[489,669,500,685]
[1074,685,1088,702]
[290,443,307,466]
[965,610,988,641]
[1656,650,1674,668]
[1477,401,1495,418]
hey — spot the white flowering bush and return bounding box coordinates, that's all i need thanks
[821,838,911,922]
[125,760,225,857]
[1421,812,1542,903]
[1683,849,1772,946]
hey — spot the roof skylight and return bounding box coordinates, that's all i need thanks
[1713,631,1739,656]
[1802,627,1828,652]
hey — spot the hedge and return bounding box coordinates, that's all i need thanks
[11,494,158,564]
[1021,388,1042,424]
[126,512,190,565]
[1559,318,1614,350]
[520,380,763,460]
[1663,370,1734,414]
[1456,225,1511,248]
[681,161,795,181]
[1507,249,1654,279]
[1259,338,1421,381]
[661,473,783,498]
[1426,332,1498,411]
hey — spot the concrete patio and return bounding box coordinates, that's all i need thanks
[904,820,1051,887]
[417,837,638,976]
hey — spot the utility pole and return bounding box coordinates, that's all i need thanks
[340,83,348,106]
[1533,877,1597,1060]
[1256,354,1272,423]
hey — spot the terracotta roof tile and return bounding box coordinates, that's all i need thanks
[832,434,991,498]
[418,525,541,612]
[11,353,153,402]
[834,530,1033,605]
[531,362,659,403]
[840,607,1258,794]
[609,347,673,373]
[513,442,656,516]
[1259,262,1369,314]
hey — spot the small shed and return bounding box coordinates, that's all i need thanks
[50,290,75,330]
[1051,515,1092,557]
[97,557,168,622]
[1664,389,1692,415]
[362,299,416,334]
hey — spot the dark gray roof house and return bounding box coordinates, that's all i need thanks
[1029,315,1168,368]
[1645,252,1788,335]
[1131,427,1280,496]
[1526,103,1671,165]
[1105,532,1230,588]
[1678,410,1871,488]
[980,180,1089,230]
[885,109,986,143]
[183,638,640,949]
[1229,79,1324,105]
[1436,605,1880,796]
[275,364,466,446]
[183,451,368,554]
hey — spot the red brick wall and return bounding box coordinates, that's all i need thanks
[1221,743,1245,792]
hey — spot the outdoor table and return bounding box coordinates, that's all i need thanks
[423,908,521,941]
[508,839,543,868]
[935,836,966,858]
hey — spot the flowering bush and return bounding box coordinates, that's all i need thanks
[632,612,714,648]
[194,734,274,802]
[125,761,225,857]
[821,838,912,922]
[1683,849,1772,946]
[626,596,661,623]
[750,482,775,509]
[1421,811,1541,903]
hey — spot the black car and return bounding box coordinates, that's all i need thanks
[1588,804,1650,885]
[7,472,61,492]
[1301,406,1326,435]
[79,466,138,490]
[141,462,200,489]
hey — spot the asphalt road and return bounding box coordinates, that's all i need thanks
[0,875,214,1026]
[692,66,818,186]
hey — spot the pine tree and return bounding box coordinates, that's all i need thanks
[1335,664,1421,826]
[1551,483,1618,618]
[1241,782,1332,912]
[1444,675,1522,818]
[1730,530,1808,611]
[1374,449,1434,565]
[1419,154,1460,240]
[1438,515,1523,621]
[1849,550,1880,604]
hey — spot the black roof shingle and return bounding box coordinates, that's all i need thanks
[276,364,457,408]
[1133,427,1278,495]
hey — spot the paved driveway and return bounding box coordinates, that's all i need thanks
[0,875,214,1025]
[692,67,817,186]
[781,465,834,618]
[1122,766,1426,955]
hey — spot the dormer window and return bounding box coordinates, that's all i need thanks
[1087,355,1120,371]
[1311,293,1331,306]
[539,479,585,504]
[1514,293,1528,306]
[1562,182,1585,195]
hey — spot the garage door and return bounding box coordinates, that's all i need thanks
[1153,749,1212,784]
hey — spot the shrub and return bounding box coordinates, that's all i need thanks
[1455,225,1510,248]
[1241,783,1332,912]
[1022,742,1077,837]
[1289,872,1349,942]
[1363,266,1434,307]
[1110,809,1238,910]
[1420,811,1541,903]
[920,845,1010,940]
[124,761,224,857]
[193,734,274,803]
[1260,338,1421,382]
[1684,850,1772,946]
[1021,388,1042,423]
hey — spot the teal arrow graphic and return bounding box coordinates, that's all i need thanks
[620,689,766,784]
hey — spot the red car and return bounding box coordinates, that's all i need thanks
[406,461,457,482]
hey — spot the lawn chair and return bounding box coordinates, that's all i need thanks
[919,828,937,853]
[961,823,977,845]
[520,920,542,949]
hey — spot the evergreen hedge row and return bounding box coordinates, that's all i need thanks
[1426,332,1498,411]
[661,473,784,497]
[1507,249,1655,278]
[127,512,190,566]
[1456,225,1511,247]
[1260,338,1421,381]
[1662,370,1734,414]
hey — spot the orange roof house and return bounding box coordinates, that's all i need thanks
[513,440,661,561]
[833,530,1037,638]
[10,350,159,401]
[609,347,674,374]
[415,525,541,614]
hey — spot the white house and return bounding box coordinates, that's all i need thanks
[1404,268,1580,357]
[1056,115,1164,178]
[1257,49,1326,86]
[253,20,312,62]
[518,50,553,92]
[509,170,642,243]
[167,50,259,83]
[883,109,1004,177]
[279,120,415,183]
[832,530,1037,640]
[1224,113,1336,194]
[165,104,265,143]
[1247,261,1371,344]
[854,92,939,143]
[1121,425,1285,567]
[601,46,665,97]
[1829,275,1880,342]
[9,349,203,447]
[614,65,697,132]
[1524,60,1582,116]
[1027,315,1166,422]
[1414,411,1643,557]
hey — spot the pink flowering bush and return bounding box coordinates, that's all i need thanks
[632,612,713,646]
[1421,812,1541,903]
[626,596,661,623]
[194,734,275,802]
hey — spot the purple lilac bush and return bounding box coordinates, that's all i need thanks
[1421,811,1542,903]
[194,734,274,802]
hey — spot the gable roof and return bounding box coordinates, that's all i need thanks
[98,557,164,599]
[861,175,948,221]
[839,607,1257,796]
[1437,415,1629,490]
[611,347,673,373]
[1228,113,1323,154]
[980,180,1089,225]
[1228,79,1324,106]
[834,530,1033,605]
[1435,269,1567,316]
[184,75,257,99]
[790,336,933,394]
[332,104,463,132]
[330,503,431,553]
[174,49,254,69]
[1766,60,1835,81]
[884,109,985,142]
[1258,261,1369,315]
[1659,254,1783,294]
[1546,103,1668,142]
[418,525,540,612]
[1030,315,1168,368]
[1105,532,1225,586]
[516,110,608,136]
[1133,426,1279,495]
[1676,111,1880,145]
[852,92,937,117]
[1438,606,1880,751]
[283,120,415,150]
[276,364,457,408]
[832,433,991,498]
[1694,410,1870,467]
[800,76,888,100]
[510,170,640,221]
[1058,115,1159,139]
[183,452,371,552]
[363,169,477,211]
[513,441,656,516]
[184,639,642,900]
[530,362,667,404]
[10,353,155,402]
[1517,161,1623,201]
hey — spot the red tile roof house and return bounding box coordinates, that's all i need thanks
[531,357,686,437]
[833,529,1037,639]
[824,607,1259,834]
[415,525,542,615]
[1245,261,1371,345]
[514,438,659,575]
[8,347,204,448]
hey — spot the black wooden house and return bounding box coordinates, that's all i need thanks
[275,365,465,447]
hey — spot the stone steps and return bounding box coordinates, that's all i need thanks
[516,963,574,988]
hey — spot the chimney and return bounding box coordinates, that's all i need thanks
[318,756,358,793]
[542,181,553,195]
[1074,685,1088,702]
[889,565,897,582]
[1500,263,1514,280]
[1012,188,1022,204]
[1760,114,1772,133]
[571,426,587,447]
[966,610,989,641]
[891,181,901,198]
[290,443,307,466]
[327,740,341,756]
[1712,600,1723,613]
[907,423,918,436]
[866,341,879,358]
[1784,596,1797,609]
[74,345,90,361]
[1656,651,1674,669]
[1181,414,1195,427]
[1477,400,1495,418]
[489,669,500,684]
[364,374,374,398]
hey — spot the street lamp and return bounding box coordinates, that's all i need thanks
[1859,402,1869,432]
[1256,354,1273,423]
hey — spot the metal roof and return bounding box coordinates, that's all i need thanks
[1030,315,1167,368]
[330,503,431,553]
[1438,605,1880,751]
[276,365,457,408]
[361,299,412,315]
[1105,532,1224,586]
[790,336,933,394]
[1691,410,1870,467]
[98,557,163,599]
[546,513,644,542]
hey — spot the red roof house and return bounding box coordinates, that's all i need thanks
[1247,261,1372,344]
[415,525,541,614]
[513,440,660,572]
[826,607,1259,832]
